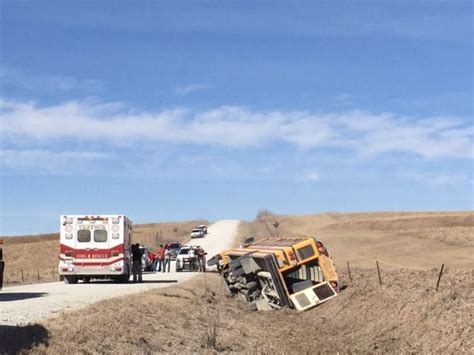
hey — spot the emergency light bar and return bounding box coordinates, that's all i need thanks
[77,216,109,221]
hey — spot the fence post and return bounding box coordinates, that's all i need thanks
[21,269,24,282]
[436,264,445,292]
[37,270,40,281]
[376,260,382,286]
[347,262,353,283]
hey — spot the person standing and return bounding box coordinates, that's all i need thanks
[198,247,207,272]
[154,244,165,272]
[131,243,143,282]
[189,247,197,271]
[163,247,171,272]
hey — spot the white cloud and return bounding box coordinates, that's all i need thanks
[297,172,320,182]
[0,98,472,160]
[174,83,210,96]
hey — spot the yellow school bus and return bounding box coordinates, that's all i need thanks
[208,237,339,311]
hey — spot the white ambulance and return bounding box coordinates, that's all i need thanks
[59,215,133,284]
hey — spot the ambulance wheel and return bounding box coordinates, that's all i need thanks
[64,276,78,284]
[116,274,130,283]
[82,277,91,283]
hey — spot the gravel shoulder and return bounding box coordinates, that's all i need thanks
[0,220,239,326]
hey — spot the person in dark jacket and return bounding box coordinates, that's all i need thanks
[131,243,144,282]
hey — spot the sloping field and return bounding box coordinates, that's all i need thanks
[1,220,207,285]
[243,211,474,269]
[1,212,472,354]
[3,269,471,353]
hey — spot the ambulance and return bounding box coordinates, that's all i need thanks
[59,215,132,284]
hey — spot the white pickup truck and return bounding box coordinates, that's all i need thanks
[190,228,205,238]
[175,246,200,272]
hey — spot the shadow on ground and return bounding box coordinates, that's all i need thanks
[81,280,179,285]
[130,280,179,284]
[0,292,48,302]
[0,324,49,353]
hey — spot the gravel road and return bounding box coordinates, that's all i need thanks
[0,220,239,326]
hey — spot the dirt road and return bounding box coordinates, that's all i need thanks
[0,220,239,326]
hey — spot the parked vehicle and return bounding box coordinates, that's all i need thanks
[59,215,133,284]
[165,242,182,260]
[175,246,200,272]
[190,228,205,239]
[139,245,155,272]
[198,225,208,234]
[208,237,339,311]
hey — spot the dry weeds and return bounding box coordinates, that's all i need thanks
[2,268,471,354]
[1,212,473,354]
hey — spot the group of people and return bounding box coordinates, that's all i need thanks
[129,242,208,282]
[151,244,171,273]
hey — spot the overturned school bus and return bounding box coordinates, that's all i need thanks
[208,237,339,311]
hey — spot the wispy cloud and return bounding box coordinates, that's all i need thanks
[0,98,472,160]
[399,170,470,186]
[0,67,103,92]
[297,172,321,182]
[174,83,210,96]
[0,149,111,174]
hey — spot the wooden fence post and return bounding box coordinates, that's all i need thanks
[376,260,383,286]
[436,264,445,292]
[37,270,40,281]
[347,262,353,283]
[21,269,24,282]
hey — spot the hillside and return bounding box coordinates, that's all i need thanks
[12,269,470,354]
[239,211,474,270]
[1,212,472,354]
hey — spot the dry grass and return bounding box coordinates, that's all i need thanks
[1,220,207,285]
[249,211,474,270]
[2,212,473,354]
[2,268,471,354]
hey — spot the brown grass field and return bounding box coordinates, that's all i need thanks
[1,220,207,285]
[1,211,473,353]
[242,211,474,270]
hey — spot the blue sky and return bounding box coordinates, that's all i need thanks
[0,0,473,235]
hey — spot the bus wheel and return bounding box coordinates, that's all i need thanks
[64,276,78,284]
[83,277,91,283]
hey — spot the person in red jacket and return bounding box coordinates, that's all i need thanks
[153,244,165,272]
